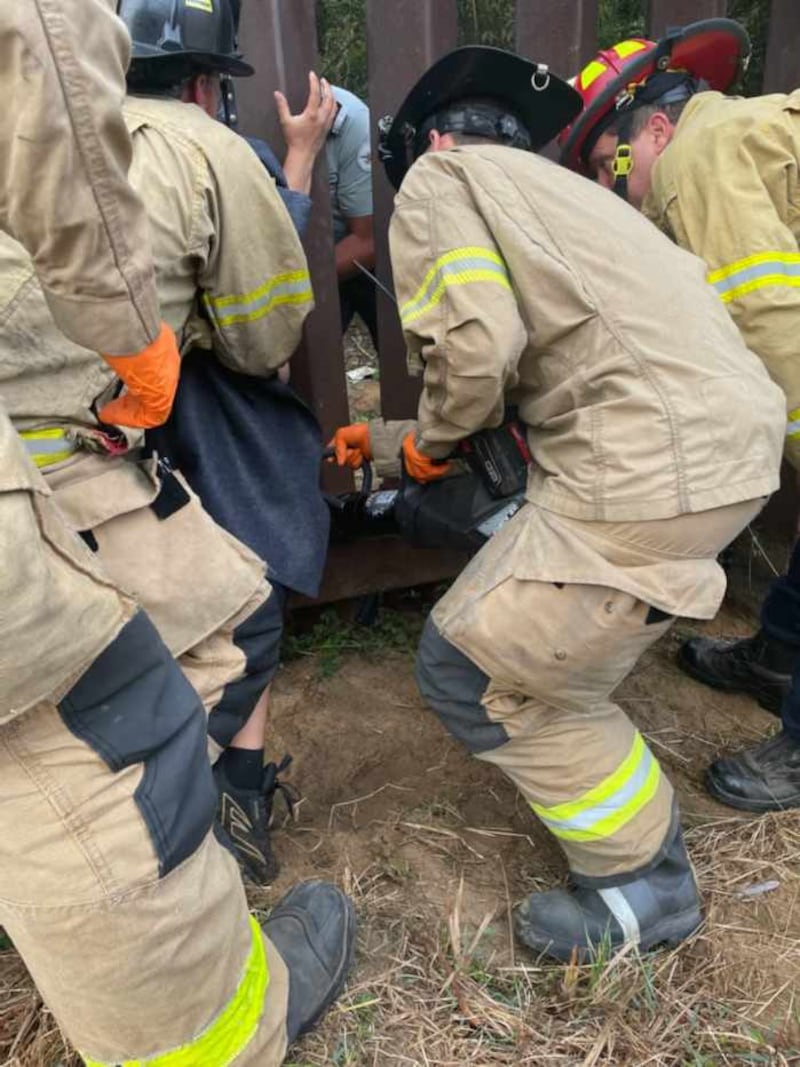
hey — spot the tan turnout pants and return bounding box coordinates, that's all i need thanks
[0,612,289,1066]
[418,498,762,882]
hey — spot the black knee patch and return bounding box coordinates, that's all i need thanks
[416,616,509,754]
[208,586,285,749]
[59,612,216,878]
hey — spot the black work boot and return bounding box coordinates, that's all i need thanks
[213,755,296,885]
[265,880,357,1044]
[706,730,800,812]
[514,829,701,962]
[677,630,794,715]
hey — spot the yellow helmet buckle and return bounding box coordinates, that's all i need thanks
[612,143,634,178]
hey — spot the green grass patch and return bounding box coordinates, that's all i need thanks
[283,606,423,678]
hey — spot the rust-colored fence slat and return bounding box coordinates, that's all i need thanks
[366,0,460,421]
[762,0,800,93]
[515,0,599,78]
[235,0,351,492]
[646,0,727,38]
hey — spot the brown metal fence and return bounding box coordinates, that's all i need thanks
[235,0,800,598]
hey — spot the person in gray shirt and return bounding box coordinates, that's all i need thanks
[327,86,378,346]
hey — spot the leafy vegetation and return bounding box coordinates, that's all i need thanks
[317,0,771,100]
[283,605,422,677]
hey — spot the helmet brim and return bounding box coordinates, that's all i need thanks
[560,18,749,172]
[382,46,582,190]
[130,44,254,78]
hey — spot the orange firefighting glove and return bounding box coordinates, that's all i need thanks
[402,431,452,483]
[329,422,372,469]
[98,322,180,429]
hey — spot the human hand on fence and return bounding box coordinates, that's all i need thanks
[275,71,336,165]
[329,423,372,468]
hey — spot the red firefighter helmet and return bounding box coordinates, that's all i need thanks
[559,19,750,174]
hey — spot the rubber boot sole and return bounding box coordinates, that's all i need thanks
[676,645,785,716]
[705,767,800,813]
[516,905,703,963]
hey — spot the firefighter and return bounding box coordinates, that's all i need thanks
[0,2,355,1065]
[562,20,800,813]
[0,0,323,886]
[113,0,336,883]
[332,45,785,961]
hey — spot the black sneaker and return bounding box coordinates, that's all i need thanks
[213,754,296,885]
[677,631,794,715]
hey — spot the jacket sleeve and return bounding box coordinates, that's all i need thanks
[368,418,417,479]
[0,0,160,354]
[242,136,312,238]
[389,180,527,459]
[199,134,315,377]
[655,107,800,468]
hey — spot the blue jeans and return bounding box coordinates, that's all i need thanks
[761,539,800,740]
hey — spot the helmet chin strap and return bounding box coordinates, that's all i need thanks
[220,75,238,128]
[611,110,635,201]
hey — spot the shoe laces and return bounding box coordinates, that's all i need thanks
[262,754,299,823]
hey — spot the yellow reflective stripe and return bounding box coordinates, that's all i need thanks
[18,428,76,468]
[83,916,268,1067]
[531,732,662,843]
[204,270,313,327]
[18,428,69,441]
[707,251,800,304]
[614,39,649,59]
[26,449,74,469]
[400,247,512,328]
[579,59,608,91]
[787,406,800,440]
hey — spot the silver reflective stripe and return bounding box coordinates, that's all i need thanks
[537,742,655,835]
[711,258,800,298]
[21,435,72,457]
[402,255,509,319]
[206,274,313,327]
[598,887,641,945]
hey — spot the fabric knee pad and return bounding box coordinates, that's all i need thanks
[60,611,216,877]
[416,616,509,754]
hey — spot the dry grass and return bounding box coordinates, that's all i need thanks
[1,798,799,1066]
[288,812,800,1067]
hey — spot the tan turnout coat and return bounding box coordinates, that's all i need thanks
[382,144,785,620]
[644,90,800,468]
[0,0,165,719]
[0,95,314,719]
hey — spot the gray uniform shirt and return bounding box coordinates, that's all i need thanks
[326,86,373,243]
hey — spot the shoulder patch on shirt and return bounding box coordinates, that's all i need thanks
[357,139,372,172]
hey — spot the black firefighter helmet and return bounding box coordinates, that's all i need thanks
[118,0,254,85]
[378,46,583,189]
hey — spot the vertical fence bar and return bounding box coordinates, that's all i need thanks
[235,0,351,489]
[366,0,459,420]
[515,0,599,78]
[761,0,800,93]
[646,0,727,38]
